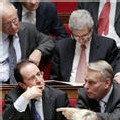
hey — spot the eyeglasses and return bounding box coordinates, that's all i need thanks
[72,29,92,40]
[3,17,18,28]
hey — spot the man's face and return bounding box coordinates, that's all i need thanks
[20,63,45,91]
[71,27,92,45]
[84,69,109,100]
[2,9,19,35]
[22,0,40,11]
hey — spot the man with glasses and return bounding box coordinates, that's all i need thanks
[0,2,55,84]
[3,60,70,120]
[50,9,120,84]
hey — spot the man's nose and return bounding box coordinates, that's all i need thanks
[84,82,89,89]
[31,0,38,4]
[11,23,17,29]
[35,75,40,82]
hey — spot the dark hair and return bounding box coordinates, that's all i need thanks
[14,59,34,83]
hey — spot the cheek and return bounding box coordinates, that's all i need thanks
[94,85,104,97]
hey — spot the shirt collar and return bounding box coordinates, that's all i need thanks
[22,5,35,16]
[2,33,8,41]
[2,33,18,41]
[101,85,113,103]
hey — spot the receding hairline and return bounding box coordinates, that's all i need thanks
[0,2,16,16]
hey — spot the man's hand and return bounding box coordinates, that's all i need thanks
[23,85,43,100]
[56,107,80,120]
[29,49,42,66]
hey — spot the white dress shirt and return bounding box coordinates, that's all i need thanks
[99,85,113,113]
[14,95,44,120]
[0,33,21,83]
[70,40,91,83]
[99,0,120,48]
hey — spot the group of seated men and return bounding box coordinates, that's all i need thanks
[1,1,120,120]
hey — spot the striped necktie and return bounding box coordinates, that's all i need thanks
[75,45,86,83]
[31,99,42,120]
[8,35,17,84]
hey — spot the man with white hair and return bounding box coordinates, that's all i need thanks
[0,2,55,84]
[50,9,120,84]
[57,60,120,120]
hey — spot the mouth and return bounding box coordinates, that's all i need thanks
[38,83,45,90]
[87,91,92,97]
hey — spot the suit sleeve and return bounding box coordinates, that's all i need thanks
[25,22,55,58]
[55,91,70,120]
[3,91,27,120]
[35,31,55,57]
[97,108,120,120]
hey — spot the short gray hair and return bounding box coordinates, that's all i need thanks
[88,60,114,81]
[69,9,94,30]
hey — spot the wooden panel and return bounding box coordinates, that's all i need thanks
[0,84,81,99]
[58,13,70,24]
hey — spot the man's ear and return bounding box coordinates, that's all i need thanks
[18,82,27,90]
[105,78,111,89]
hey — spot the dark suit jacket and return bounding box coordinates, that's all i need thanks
[75,81,120,120]
[50,33,120,81]
[3,85,70,120]
[12,2,68,39]
[77,1,120,38]
[18,22,55,60]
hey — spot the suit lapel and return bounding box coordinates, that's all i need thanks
[64,39,76,81]
[115,2,120,22]
[18,22,28,59]
[104,85,114,112]
[42,87,55,120]
[89,33,100,62]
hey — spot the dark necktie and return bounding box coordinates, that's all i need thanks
[75,45,86,83]
[97,0,111,35]
[8,35,17,84]
[31,99,42,120]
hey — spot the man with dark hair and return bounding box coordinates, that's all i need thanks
[3,60,70,120]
